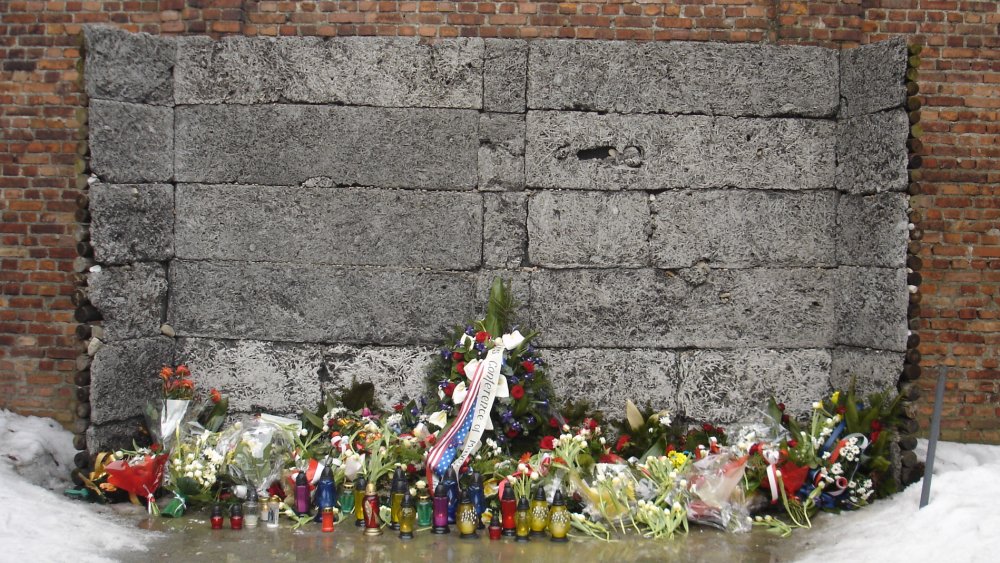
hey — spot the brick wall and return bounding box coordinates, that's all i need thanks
[1,0,997,443]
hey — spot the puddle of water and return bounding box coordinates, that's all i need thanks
[112,507,816,563]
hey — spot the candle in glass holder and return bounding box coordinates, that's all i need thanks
[529,485,549,536]
[294,471,310,516]
[390,468,406,531]
[210,503,224,530]
[456,490,478,539]
[363,482,382,536]
[399,492,416,540]
[338,480,355,515]
[416,482,433,527]
[243,488,260,528]
[321,507,335,533]
[230,502,244,530]
[514,497,530,542]
[443,467,459,524]
[354,476,367,527]
[500,485,516,536]
[488,512,502,540]
[467,471,486,529]
[266,496,281,528]
[432,483,450,534]
[548,489,570,542]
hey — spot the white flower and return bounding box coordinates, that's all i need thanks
[494,337,504,348]
[459,333,475,349]
[659,415,672,427]
[501,330,525,351]
[599,437,606,445]
[453,381,468,405]
[427,410,448,428]
[299,428,308,437]
[530,471,539,480]
[562,424,570,432]
[812,402,822,409]
[322,425,329,432]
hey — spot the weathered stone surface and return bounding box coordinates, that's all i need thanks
[651,190,837,268]
[837,267,908,352]
[525,111,834,191]
[90,337,174,425]
[836,109,909,195]
[175,185,483,269]
[677,348,832,423]
[542,348,680,413]
[484,192,528,269]
[87,418,145,453]
[840,38,908,118]
[177,338,323,414]
[84,26,175,106]
[323,344,434,405]
[837,193,909,267]
[90,183,174,264]
[831,346,904,397]
[88,263,168,341]
[484,39,528,113]
[528,40,839,117]
[479,113,525,191]
[169,261,478,345]
[528,191,651,268]
[175,104,478,189]
[89,100,173,183]
[175,36,483,108]
[530,268,835,349]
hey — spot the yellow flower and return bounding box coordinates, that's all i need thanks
[831,391,841,404]
[667,450,688,469]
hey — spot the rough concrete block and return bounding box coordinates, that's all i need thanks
[89,183,174,264]
[484,39,528,113]
[651,190,837,268]
[90,336,174,425]
[89,100,173,183]
[175,104,478,189]
[677,348,832,423]
[484,192,527,269]
[840,38,908,118]
[837,267,909,352]
[529,268,835,349]
[88,263,168,341]
[84,26,175,106]
[323,344,434,405]
[837,193,910,267]
[175,185,482,269]
[525,111,834,191]
[479,113,525,191]
[87,418,145,453]
[831,346,904,398]
[176,338,323,414]
[542,348,680,414]
[169,260,478,345]
[836,109,909,195]
[528,191,651,268]
[528,40,838,117]
[175,36,483,108]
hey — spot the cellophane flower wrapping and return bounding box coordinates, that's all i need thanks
[686,451,752,533]
[104,452,168,511]
[220,418,294,496]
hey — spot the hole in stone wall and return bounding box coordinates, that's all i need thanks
[577,146,614,160]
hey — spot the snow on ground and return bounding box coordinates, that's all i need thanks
[0,410,153,563]
[1,409,998,562]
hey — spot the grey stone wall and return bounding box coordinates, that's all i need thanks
[83,27,909,446]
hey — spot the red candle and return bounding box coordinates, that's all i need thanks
[210,504,224,530]
[500,486,516,536]
[321,507,335,533]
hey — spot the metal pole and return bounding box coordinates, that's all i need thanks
[919,365,947,508]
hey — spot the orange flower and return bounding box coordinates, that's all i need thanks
[159,366,173,380]
[175,365,191,378]
[210,388,221,404]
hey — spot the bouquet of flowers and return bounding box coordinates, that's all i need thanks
[424,277,557,454]
[221,418,294,497]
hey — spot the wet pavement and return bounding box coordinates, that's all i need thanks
[108,506,824,563]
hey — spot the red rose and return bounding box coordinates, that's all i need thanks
[584,418,598,431]
[871,420,883,431]
[511,384,525,400]
[393,402,404,412]
[444,382,457,397]
[475,331,489,343]
[539,436,556,450]
[549,417,560,428]
[777,402,786,412]
[787,439,799,448]
[406,464,417,474]
[836,405,846,415]
[521,360,535,373]
[150,443,162,453]
[702,423,713,432]
[615,435,631,453]
[210,388,221,404]
[455,361,466,375]
[506,428,519,438]
[452,351,464,361]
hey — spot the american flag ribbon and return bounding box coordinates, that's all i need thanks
[424,345,504,489]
